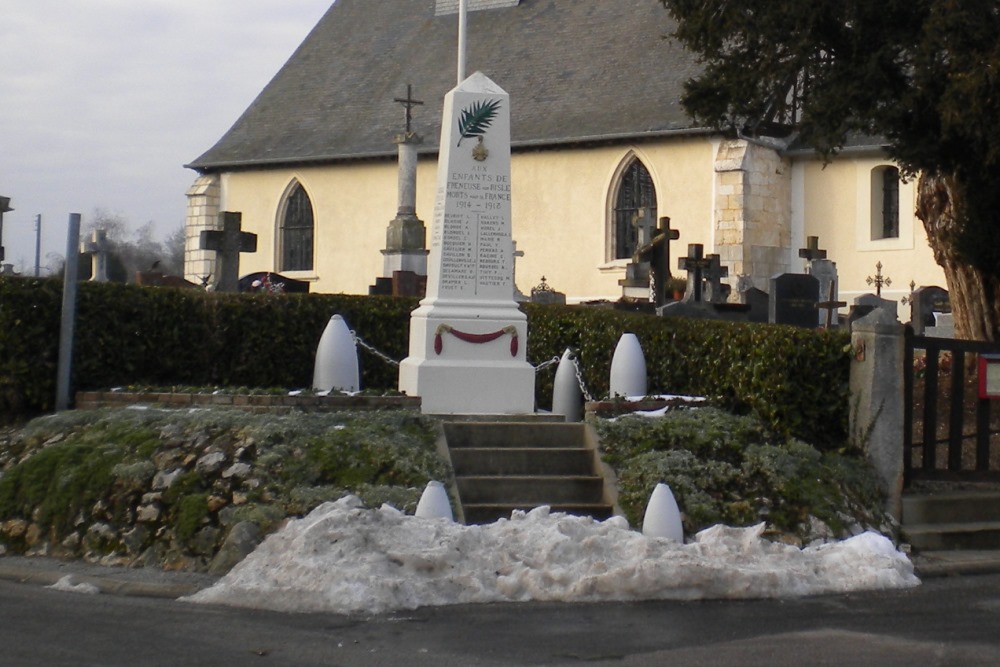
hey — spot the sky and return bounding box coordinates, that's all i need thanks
[178,495,919,615]
[0,1,336,275]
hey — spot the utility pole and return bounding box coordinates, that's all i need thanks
[34,214,41,277]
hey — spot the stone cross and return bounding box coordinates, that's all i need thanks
[866,261,892,296]
[647,216,680,307]
[798,235,827,263]
[80,228,112,282]
[678,243,713,303]
[702,253,730,303]
[199,211,257,292]
[633,207,658,249]
[394,84,424,134]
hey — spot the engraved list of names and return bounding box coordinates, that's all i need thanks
[432,162,512,298]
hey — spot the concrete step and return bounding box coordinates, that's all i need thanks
[449,447,595,476]
[443,422,587,449]
[463,503,614,525]
[456,476,605,505]
[902,492,1000,525]
[903,521,1000,551]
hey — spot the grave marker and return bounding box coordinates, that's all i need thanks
[199,212,257,293]
[910,286,950,335]
[398,72,534,414]
[769,273,820,328]
[80,228,112,282]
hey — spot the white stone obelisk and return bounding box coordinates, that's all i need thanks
[398,72,534,414]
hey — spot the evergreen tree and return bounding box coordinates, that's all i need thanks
[661,0,1000,340]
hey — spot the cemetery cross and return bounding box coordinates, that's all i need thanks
[797,235,827,263]
[866,261,892,297]
[816,281,847,328]
[199,211,258,293]
[81,228,113,282]
[394,84,424,135]
[678,243,712,303]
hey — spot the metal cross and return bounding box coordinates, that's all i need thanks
[866,261,892,296]
[394,84,424,134]
[816,281,847,328]
[900,280,917,306]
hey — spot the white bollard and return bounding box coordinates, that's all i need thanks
[642,482,684,542]
[552,348,583,422]
[415,481,454,521]
[312,314,360,392]
[609,333,647,398]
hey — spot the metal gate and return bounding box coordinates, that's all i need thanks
[904,328,1000,484]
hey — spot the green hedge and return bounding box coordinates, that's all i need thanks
[0,278,850,446]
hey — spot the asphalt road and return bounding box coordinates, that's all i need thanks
[3,571,1000,666]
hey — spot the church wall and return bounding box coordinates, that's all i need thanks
[192,136,718,301]
[796,155,945,303]
[509,137,716,302]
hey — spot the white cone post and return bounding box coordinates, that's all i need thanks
[609,333,647,398]
[642,483,684,542]
[415,481,454,521]
[312,314,360,392]
[552,348,583,422]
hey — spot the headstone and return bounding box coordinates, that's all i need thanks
[238,271,310,293]
[808,258,839,326]
[677,243,729,303]
[853,293,898,320]
[80,228,112,282]
[530,276,566,305]
[199,211,257,292]
[632,216,680,307]
[743,287,770,323]
[910,286,950,335]
[925,311,955,339]
[398,72,534,414]
[769,273,820,328]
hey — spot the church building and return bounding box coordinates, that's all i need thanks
[184,0,944,304]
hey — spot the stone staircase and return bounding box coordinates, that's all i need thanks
[902,491,1000,551]
[441,421,616,525]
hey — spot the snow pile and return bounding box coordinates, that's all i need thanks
[47,575,100,595]
[184,496,919,615]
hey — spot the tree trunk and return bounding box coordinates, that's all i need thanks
[916,172,1000,341]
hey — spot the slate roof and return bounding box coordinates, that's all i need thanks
[187,0,708,172]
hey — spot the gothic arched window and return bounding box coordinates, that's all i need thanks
[280,182,314,271]
[612,159,657,260]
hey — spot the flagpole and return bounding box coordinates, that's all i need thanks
[457,0,467,84]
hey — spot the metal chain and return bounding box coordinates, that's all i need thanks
[533,355,561,373]
[350,331,401,367]
[571,355,594,402]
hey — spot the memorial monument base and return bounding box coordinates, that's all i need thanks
[399,302,535,415]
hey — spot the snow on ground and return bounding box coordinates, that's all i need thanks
[184,496,919,615]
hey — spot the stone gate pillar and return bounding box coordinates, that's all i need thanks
[849,306,905,520]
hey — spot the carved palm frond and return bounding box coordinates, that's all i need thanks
[457,99,502,146]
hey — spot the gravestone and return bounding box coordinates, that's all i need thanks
[199,212,257,293]
[398,72,534,414]
[238,271,310,293]
[808,259,839,326]
[910,286,950,335]
[530,277,566,305]
[80,228,112,282]
[850,293,898,326]
[743,287,770,323]
[925,312,955,338]
[769,273,820,328]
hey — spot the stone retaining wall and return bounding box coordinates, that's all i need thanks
[75,391,421,413]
